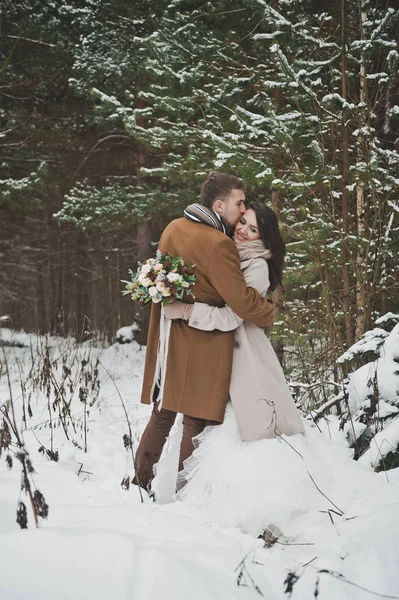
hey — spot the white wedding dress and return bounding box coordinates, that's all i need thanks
[176,406,380,537]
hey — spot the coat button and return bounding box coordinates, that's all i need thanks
[192,320,198,326]
[234,340,241,349]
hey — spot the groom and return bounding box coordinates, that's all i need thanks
[133,172,275,493]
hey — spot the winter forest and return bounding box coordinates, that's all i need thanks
[1,1,399,599]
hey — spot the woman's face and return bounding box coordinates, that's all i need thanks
[234,209,260,244]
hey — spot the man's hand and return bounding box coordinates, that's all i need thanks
[164,301,193,321]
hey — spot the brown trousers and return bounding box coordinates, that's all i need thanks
[133,402,206,491]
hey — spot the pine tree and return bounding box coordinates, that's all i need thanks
[0,0,168,337]
[81,0,398,358]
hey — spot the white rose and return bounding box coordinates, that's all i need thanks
[154,263,163,272]
[156,281,166,292]
[141,264,152,275]
[167,272,182,283]
[152,295,162,303]
[138,275,152,287]
[149,286,158,298]
[162,288,171,297]
[146,258,155,265]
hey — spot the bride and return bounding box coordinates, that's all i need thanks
[163,203,377,537]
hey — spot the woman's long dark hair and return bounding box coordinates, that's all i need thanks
[247,202,286,292]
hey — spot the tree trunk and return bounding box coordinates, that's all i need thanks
[134,144,152,345]
[115,243,121,332]
[355,0,368,340]
[75,231,89,340]
[341,0,355,347]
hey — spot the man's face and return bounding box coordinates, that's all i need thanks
[218,188,246,226]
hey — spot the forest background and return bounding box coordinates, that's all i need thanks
[1,0,398,392]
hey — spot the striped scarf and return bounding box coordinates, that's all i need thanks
[184,203,227,234]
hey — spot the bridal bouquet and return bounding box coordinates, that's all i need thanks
[123,250,196,307]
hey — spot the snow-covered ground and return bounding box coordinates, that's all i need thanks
[1,329,399,600]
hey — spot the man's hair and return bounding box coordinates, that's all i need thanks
[200,172,245,209]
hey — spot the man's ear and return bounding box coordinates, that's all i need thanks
[213,199,224,214]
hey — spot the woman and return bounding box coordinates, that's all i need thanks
[165,202,304,441]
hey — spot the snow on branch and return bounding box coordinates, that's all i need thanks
[337,328,389,364]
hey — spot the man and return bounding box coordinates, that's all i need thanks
[133,172,275,493]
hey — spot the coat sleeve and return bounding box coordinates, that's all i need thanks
[204,239,274,328]
[188,259,271,332]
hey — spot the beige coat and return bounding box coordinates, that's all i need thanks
[140,218,275,422]
[188,258,304,440]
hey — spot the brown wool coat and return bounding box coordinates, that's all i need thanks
[140,218,275,422]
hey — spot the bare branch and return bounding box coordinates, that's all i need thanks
[0,35,56,48]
